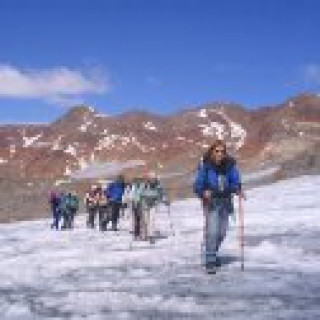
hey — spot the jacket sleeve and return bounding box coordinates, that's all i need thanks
[193,164,207,198]
[228,165,241,194]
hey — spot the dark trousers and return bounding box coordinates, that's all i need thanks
[133,203,142,238]
[51,206,61,230]
[87,206,98,228]
[99,205,111,231]
[67,208,77,229]
[109,201,121,230]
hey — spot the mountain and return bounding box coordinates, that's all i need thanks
[0,93,319,222]
[1,93,320,179]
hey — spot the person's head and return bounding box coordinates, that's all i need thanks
[96,186,102,194]
[116,174,125,184]
[147,171,158,183]
[207,139,227,165]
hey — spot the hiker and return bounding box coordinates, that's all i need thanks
[105,175,125,231]
[140,173,164,242]
[49,190,62,230]
[193,139,241,273]
[96,186,110,231]
[130,178,145,239]
[85,185,100,228]
[121,180,135,232]
[59,192,67,229]
[60,192,79,229]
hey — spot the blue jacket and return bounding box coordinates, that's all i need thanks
[105,181,125,203]
[193,157,241,198]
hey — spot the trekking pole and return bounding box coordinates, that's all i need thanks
[201,198,209,267]
[166,203,175,236]
[238,195,244,271]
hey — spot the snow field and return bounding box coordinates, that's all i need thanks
[0,175,319,319]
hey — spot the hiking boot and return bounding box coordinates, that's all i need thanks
[205,263,217,274]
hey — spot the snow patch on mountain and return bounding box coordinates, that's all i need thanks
[198,108,208,118]
[9,144,16,156]
[199,122,225,138]
[94,113,109,119]
[229,120,247,149]
[64,166,72,176]
[79,120,93,133]
[52,136,64,151]
[131,136,149,153]
[0,158,8,164]
[22,134,42,148]
[211,110,247,149]
[64,144,77,157]
[143,122,158,131]
[95,134,133,151]
[95,134,120,150]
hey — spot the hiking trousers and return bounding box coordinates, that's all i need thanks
[205,198,231,265]
[98,205,111,231]
[87,206,98,228]
[133,202,142,238]
[109,202,121,230]
[51,206,61,230]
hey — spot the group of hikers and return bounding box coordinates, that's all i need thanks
[48,139,243,273]
[84,173,169,242]
[49,172,169,243]
[49,191,80,230]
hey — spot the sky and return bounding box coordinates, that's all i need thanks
[0,0,320,123]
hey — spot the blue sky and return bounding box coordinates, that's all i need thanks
[0,0,319,122]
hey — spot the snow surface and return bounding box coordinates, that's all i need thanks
[242,166,280,184]
[0,175,320,319]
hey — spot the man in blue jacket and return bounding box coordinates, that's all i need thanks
[105,175,125,231]
[194,139,241,273]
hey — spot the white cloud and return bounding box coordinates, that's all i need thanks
[0,64,109,100]
[302,64,320,84]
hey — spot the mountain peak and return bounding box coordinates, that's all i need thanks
[67,105,96,116]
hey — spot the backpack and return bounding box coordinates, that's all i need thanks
[141,181,162,207]
[65,195,79,211]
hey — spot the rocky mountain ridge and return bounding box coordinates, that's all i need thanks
[0,93,319,182]
[0,93,319,222]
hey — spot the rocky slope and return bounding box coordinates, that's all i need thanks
[0,93,319,221]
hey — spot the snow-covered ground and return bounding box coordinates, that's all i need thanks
[0,175,320,319]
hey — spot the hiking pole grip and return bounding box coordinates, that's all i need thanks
[238,195,244,271]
